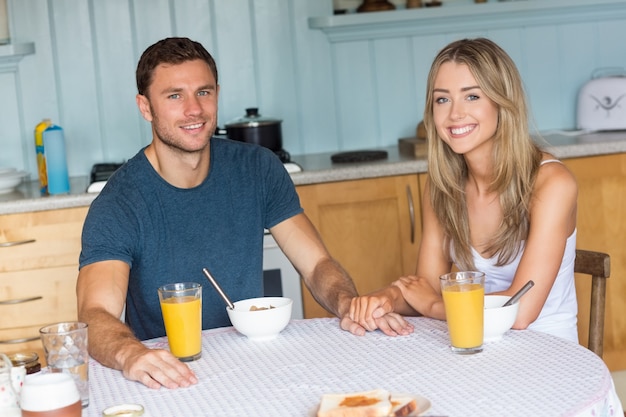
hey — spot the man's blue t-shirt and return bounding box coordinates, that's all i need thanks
[79,138,302,340]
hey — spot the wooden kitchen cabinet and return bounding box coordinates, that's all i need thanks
[296,174,422,318]
[563,153,626,372]
[0,207,88,357]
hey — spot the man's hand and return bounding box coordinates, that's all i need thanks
[349,293,395,332]
[340,314,367,336]
[119,345,198,390]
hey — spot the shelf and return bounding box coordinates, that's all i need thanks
[308,0,626,42]
[0,42,35,71]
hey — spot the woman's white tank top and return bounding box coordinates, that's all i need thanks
[456,159,579,342]
[470,229,578,342]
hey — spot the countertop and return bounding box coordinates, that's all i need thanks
[2,131,625,216]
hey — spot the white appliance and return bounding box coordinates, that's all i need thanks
[262,231,304,319]
[577,68,626,131]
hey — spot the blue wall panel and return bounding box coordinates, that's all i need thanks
[290,1,336,154]
[556,23,598,131]
[0,71,22,168]
[374,37,418,142]
[410,33,447,128]
[333,41,378,149]
[92,0,143,163]
[50,0,100,175]
[522,26,561,130]
[2,0,626,180]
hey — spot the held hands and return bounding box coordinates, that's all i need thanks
[344,287,414,337]
[120,344,198,390]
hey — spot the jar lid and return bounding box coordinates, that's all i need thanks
[102,403,145,417]
[7,351,39,366]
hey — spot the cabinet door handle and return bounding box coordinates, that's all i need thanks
[0,296,43,305]
[406,185,415,244]
[0,336,41,344]
[0,239,36,247]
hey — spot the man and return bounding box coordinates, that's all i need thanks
[77,37,366,390]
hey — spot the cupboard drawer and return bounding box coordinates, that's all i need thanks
[0,207,88,272]
[0,324,45,357]
[0,265,78,330]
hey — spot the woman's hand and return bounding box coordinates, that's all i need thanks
[392,275,445,320]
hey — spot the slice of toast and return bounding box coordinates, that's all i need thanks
[317,389,392,417]
[389,394,417,417]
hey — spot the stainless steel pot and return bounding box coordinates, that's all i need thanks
[222,108,283,152]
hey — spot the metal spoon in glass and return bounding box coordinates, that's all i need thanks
[202,268,235,310]
[502,280,534,307]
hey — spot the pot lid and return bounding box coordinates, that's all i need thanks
[225,108,282,128]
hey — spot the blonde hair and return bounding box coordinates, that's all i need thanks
[423,38,543,270]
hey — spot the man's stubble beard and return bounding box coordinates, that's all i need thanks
[151,108,211,156]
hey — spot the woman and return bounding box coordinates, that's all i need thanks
[349,38,579,342]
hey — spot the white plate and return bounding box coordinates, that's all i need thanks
[310,392,431,416]
[392,393,431,416]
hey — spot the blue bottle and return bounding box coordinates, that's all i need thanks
[42,124,70,195]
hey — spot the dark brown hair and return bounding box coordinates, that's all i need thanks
[136,37,218,97]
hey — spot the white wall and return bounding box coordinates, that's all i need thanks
[1,0,625,180]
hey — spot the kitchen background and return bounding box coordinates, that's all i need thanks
[1,0,625,181]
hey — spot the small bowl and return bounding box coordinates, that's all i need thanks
[0,169,28,194]
[226,296,292,341]
[484,295,520,342]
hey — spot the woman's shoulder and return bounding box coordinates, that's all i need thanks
[534,154,578,197]
[537,153,575,176]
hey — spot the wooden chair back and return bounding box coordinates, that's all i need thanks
[574,249,611,357]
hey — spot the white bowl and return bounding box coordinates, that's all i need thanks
[227,296,292,341]
[0,167,17,175]
[484,295,520,342]
[0,169,28,194]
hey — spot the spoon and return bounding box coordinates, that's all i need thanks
[502,280,534,307]
[202,268,235,310]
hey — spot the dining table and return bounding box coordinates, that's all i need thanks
[83,317,623,417]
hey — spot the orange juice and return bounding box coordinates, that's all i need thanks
[442,283,484,349]
[160,296,201,359]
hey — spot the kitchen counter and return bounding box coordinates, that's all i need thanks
[1,131,625,215]
[0,176,94,215]
[289,130,626,185]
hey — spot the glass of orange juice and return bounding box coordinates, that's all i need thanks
[440,271,485,354]
[158,282,202,361]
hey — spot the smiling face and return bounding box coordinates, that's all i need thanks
[432,62,499,157]
[136,59,219,154]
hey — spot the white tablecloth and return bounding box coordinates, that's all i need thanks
[84,317,623,417]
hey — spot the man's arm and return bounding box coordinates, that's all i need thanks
[76,260,197,389]
[269,214,356,315]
